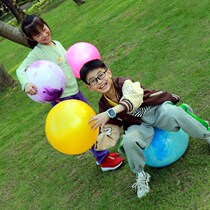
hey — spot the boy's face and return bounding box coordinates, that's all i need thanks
[86,68,113,94]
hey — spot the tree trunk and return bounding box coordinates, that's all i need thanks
[0,20,29,48]
[0,20,30,91]
[0,64,17,92]
[1,0,25,23]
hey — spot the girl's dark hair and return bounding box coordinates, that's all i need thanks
[80,59,107,84]
[21,15,50,49]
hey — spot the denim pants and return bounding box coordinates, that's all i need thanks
[120,101,210,173]
[51,91,109,163]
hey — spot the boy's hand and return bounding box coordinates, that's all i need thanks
[24,83,38,95]
[89,112,109,130]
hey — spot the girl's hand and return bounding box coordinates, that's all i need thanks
[24,83,38,95]
[89,112,110,130]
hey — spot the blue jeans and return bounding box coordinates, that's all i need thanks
[51,91,109,164]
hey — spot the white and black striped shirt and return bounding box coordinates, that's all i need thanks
[131,106,151,118]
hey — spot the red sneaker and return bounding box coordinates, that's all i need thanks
[95,152,119,165]
[108,152,119,157]
[100,155,124,172]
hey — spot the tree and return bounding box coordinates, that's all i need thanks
[0,0,25,23]
[0,20,29,47]
[0,21,29,92]
[0,64,17,92]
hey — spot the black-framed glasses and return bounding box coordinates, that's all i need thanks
[87,69,108,86]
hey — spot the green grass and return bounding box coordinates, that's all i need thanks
[0,0,210,209]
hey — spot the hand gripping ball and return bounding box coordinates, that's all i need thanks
[26,60,66,103]
[66,42,101,78]
[143,128,189,167]
[45,100,99,155]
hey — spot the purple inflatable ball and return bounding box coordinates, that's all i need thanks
[25,60,66,103]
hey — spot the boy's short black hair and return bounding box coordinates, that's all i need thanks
[80,59,107,84]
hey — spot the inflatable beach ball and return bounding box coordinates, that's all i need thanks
[26,60,66,103]
[143,128,189,167]
[66,42,101,78]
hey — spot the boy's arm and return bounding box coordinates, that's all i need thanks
[93,124,122,151]
[89,104,125,130]
[119,79,144,113]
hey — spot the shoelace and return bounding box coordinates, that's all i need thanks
[132,174,150,191]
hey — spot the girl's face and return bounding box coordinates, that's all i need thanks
[31,24,51,45]
[86,68,113,94]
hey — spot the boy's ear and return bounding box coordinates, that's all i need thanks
[87,84,97,92]
[86,84,93,91]
[107,68,112,78]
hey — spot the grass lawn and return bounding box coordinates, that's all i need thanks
[0,0,210,209]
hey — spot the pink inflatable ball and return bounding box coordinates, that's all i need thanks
[25,60,66,103]
[66,42,101,78]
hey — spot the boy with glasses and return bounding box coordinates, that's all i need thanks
[80,59,210,199]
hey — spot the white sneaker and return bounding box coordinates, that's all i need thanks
[132,171,151,199]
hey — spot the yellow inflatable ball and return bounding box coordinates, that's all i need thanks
[45,100,99,155]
